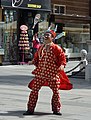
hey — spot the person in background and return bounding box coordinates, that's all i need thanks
[23,29,73,115]
[32,33,40,56]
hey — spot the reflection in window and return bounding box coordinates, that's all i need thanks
[2,9,17,63]
[63,23,90,53]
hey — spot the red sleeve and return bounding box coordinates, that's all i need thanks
[32,45,43,67]
[32,52,39,67]
[53,44,66,67]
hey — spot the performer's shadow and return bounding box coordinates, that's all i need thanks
[0,111,24,118]
[0,110,53,118]
[33,111,53,116]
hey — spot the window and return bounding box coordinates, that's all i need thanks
[52,4,66,14]
[63,23,90,53]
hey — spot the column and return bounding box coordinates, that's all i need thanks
[85,40,91,81]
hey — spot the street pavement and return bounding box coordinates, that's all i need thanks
[0,61,91,120]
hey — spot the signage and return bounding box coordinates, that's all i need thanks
[20,25,28,31]
[27,4,41,9]
[1,0,51,11]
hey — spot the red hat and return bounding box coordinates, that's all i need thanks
[46,30,56,38]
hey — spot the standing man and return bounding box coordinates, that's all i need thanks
[23,30,72,115]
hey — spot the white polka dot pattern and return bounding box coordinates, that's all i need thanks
[32,46,59,80]
[27,44,62,113]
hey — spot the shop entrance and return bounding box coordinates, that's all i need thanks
[17,9,38,63]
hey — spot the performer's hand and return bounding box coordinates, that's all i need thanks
[59,65,64,71]
[28,61,33,65]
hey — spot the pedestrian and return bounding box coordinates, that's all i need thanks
[32,33,40,56]
[23,29,73,115]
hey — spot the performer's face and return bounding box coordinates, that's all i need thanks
[44,33,53,44]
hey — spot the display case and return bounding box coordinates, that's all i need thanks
[18,25,30,64]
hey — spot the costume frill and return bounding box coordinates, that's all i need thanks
[28,70,73,90]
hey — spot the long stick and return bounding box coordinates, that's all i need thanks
[55,32,66,40]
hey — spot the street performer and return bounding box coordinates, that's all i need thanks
[23,29,73,115]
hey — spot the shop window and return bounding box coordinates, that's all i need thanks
[62,23,90,57]
[1,9,18,63]
[38,12,49,42]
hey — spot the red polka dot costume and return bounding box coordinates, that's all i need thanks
[27,42,73,113]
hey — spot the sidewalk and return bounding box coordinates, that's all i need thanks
[0,64,91,120]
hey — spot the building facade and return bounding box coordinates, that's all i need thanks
[0,0,91,64]
[50,0,91,59]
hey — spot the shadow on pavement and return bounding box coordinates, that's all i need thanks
[70,77,91,89]
[0,110,53,118]
[0,75,33,86]
[0,110,24,118]
[0,75,91,89]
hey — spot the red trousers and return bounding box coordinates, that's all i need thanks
[27,77,61,113]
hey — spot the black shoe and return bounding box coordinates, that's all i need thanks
[23,110,34,115]
[53,111,62,115]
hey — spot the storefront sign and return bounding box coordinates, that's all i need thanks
[27,4,41,9]
[1,0,51,11]
[20,25,28,31]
